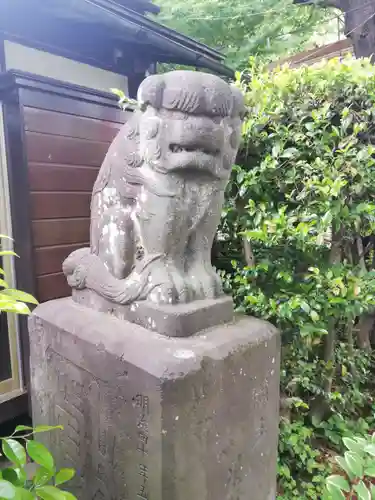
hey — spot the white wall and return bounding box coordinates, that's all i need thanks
[4,40,128,95]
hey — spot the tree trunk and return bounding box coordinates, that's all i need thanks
[294,0,375,62]
[342,0,375,62]
[243,238,255,267]
[323,228,342,393]
[356,313,374,349]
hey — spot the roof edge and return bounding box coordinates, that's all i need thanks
[85,0,226,62]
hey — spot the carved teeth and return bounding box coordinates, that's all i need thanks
[170,144,215,155]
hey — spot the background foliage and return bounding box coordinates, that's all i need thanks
[214,56,375,497]
[0,238,75,499]
[155,0,336,69]
[0,235,38,315]
[0,425,77,500]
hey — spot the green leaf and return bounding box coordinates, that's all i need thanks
[335,455,355,480]
[343,437,365,455]
[0,479,17,499]
[0,250,18,257]
[371,484,375,499]
[326,475,350,493]
[300,301,310,313]
[365,466,375,477]
[2,439,27,467]
[310,310,319,322]
[0,299,31,315]
[1,289,38,305]
[354,480,371,500]
[33,467,54,488]
[26,441,55,474]
[14,426,34,433]
[344,451,364,478]
[55,469,75,486]
[0,278,9,288]
[13,425,63,436]
[365,444,375,457]
[61,493,77,500]
[32,426,63,435]
[110,88,125,99]
[15,489,35,500]
[13,468,27,486]
[326,482,346,500]
[35,485,72,500]
[0,469,20,486]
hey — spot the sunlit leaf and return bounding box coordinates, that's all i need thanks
[0,250,18,257]
[15,488,35,500]
[36,485,73,500]
[55,469,75,486]
[344,451,364,478]
[343,437,365,455]
[365,444,375,457]
[61,493,77,500]
[0,278,9,288]
[0,479,17,499]
[1,289,38,305]
[335,455,355,480]
[2,439,27,467]
[0,469,21,486]
[32,426,63,434]
[354,480,371,500]
[14,426,34,433]
[365,466,375,478]
[26,441,54,474]
[33,467,54,488]
[326,474,350,493]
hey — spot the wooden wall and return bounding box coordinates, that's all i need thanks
[25,108,125,301]
[24,109,120,301]
[9,76,131,303]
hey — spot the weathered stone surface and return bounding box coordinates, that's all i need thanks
[73,289,234,337]
[62,71,245,310]
[29,299,280,500]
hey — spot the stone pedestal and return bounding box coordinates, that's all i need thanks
[29,298,280,500]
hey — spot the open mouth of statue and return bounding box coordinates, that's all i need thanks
[169,144,219,156]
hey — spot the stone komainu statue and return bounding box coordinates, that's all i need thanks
[63,71,244,305]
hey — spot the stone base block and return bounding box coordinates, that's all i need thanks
[29,298,280,500]
[73,288,234,337]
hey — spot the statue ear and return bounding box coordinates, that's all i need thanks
[230,85,245,119]
[137,75,165,110]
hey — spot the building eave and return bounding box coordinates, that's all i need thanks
[83,0,233,76]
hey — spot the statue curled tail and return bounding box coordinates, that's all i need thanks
[62,248,163,304]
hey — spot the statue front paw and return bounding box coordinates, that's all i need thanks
[187,263,224,300]
[146,264,179,304]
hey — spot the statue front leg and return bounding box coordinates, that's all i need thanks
[137,188,190,303]
[185,187,225,300]
[92,200,136,280]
